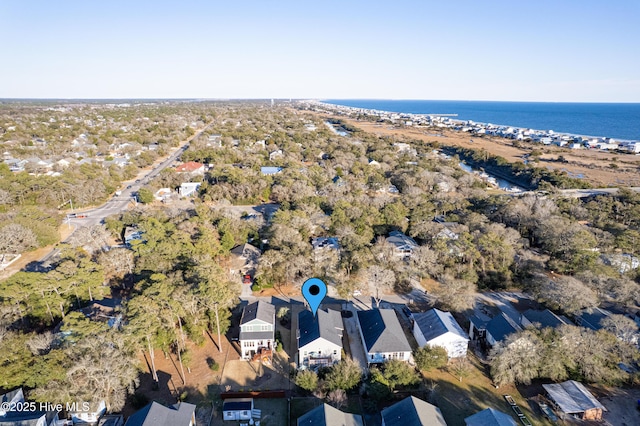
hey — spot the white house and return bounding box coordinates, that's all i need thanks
[222,398,253,422]
[413,308,469,358]
[357,309,412,365]
[0,387,60,426]
[179,182,201,197]
[386,230,418,259]
[70,400,106,424]
[239,301,275,361]
[297,308,343,369]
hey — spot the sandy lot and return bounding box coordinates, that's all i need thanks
[596,386,640,426]
[325,114,640,188]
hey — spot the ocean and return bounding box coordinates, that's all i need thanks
[323,100,640,141]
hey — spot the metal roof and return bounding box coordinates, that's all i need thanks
[357,309,411,354]
[465,408,517,426]
[414,308,468,343]
[542,380,606,415]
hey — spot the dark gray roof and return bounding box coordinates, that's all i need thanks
[414,308,468,342]
[239,330,274,341]
[486,313,520,343]
[298,308,343,348]
[576,308,611,331]
[386,231,418,251]
[465,408,517,426]
[381,396,447,426]
[240,301,275,326]
[542,380,606,415]
[297,403,363,426]
[0,411,58,426]
[357,309,411,354]
[124,401,196,426]
[521,309,567,329]
[223,398,253,411]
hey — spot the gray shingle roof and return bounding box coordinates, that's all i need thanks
[124,402,195,426]
[465,408,517,426]
[297,403,363,426]
[414,308,468,342]
[486,313,520,343]
[240,301,275,326]
[298,308,343,348]
[386,231,418,252]
[542,380,606,415]
[381,396,447,426]
[521,309,568,329]
[357,309,411,354]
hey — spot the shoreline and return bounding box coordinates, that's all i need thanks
[313,100,640,144]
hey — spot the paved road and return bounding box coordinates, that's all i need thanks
[35,122,215,267]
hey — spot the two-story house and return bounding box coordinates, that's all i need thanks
[297,308,343,369]
[239,301,275,361]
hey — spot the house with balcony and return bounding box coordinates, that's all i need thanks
[297,308,343,369]
[239,301,275,361]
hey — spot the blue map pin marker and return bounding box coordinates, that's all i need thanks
[302,278,327,317]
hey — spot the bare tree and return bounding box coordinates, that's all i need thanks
[327,389,347,410]
[431,274,476,312]
[365,265,395,306]
[534,275,598,314]
[600,314,639,344]
[0,223,37,254]
[26,331,56,355]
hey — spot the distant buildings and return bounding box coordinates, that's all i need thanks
[175,161,205,175]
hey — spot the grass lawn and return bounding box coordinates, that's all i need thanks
[422,354,554,426]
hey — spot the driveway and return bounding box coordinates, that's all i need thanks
[342,303,369,372]
[477,292,527,324]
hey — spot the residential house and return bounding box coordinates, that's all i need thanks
[519,309,570,330]
[464,408,517,426]
[70,400,107,424]
[386,231,418,259]
[542,380,606,420]
[575,307,611,331]
[229,243,261,280]
[124,401,196,426]
[469,313,521,348]
[297,403,363,426]
[154,188,172,202]
[239,301,275,361]
[0,388,60,426]
[222,398,253,421]
[381,396,447,426]
[311,237,340,263]
[80,298,122,329]
[269,149,283,160]
[98,415,125,426]
[175,161,205,175]
[357,309,412,365]
[297,308,343,369]
[179,182,201,197]
[261,166,283,175]
[413,308,469,358]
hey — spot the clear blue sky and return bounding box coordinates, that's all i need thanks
[1,0,639,101]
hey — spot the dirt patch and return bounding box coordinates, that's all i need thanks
[326,114,640,188]
[593,386,640,426]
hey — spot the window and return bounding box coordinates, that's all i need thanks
[333,350,337,355]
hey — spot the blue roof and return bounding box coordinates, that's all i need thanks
[261,166,282,175]
[521,309,567,329]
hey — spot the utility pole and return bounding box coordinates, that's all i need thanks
[214,303,222,353]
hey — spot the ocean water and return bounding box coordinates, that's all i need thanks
[323,100,640,141]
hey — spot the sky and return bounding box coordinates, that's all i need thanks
[1,0,639,102]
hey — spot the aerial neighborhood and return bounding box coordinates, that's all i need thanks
[1,101,640,426]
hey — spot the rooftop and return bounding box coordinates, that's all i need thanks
[357,309,411,354]
[298,308,343,348]
[414,308,468,342]
[297,403,363,426]
[381,396,447,426]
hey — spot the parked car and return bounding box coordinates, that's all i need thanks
[242,274,252,284]
[352,290,362,297]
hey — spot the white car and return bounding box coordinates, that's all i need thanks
[352,290,362,297]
